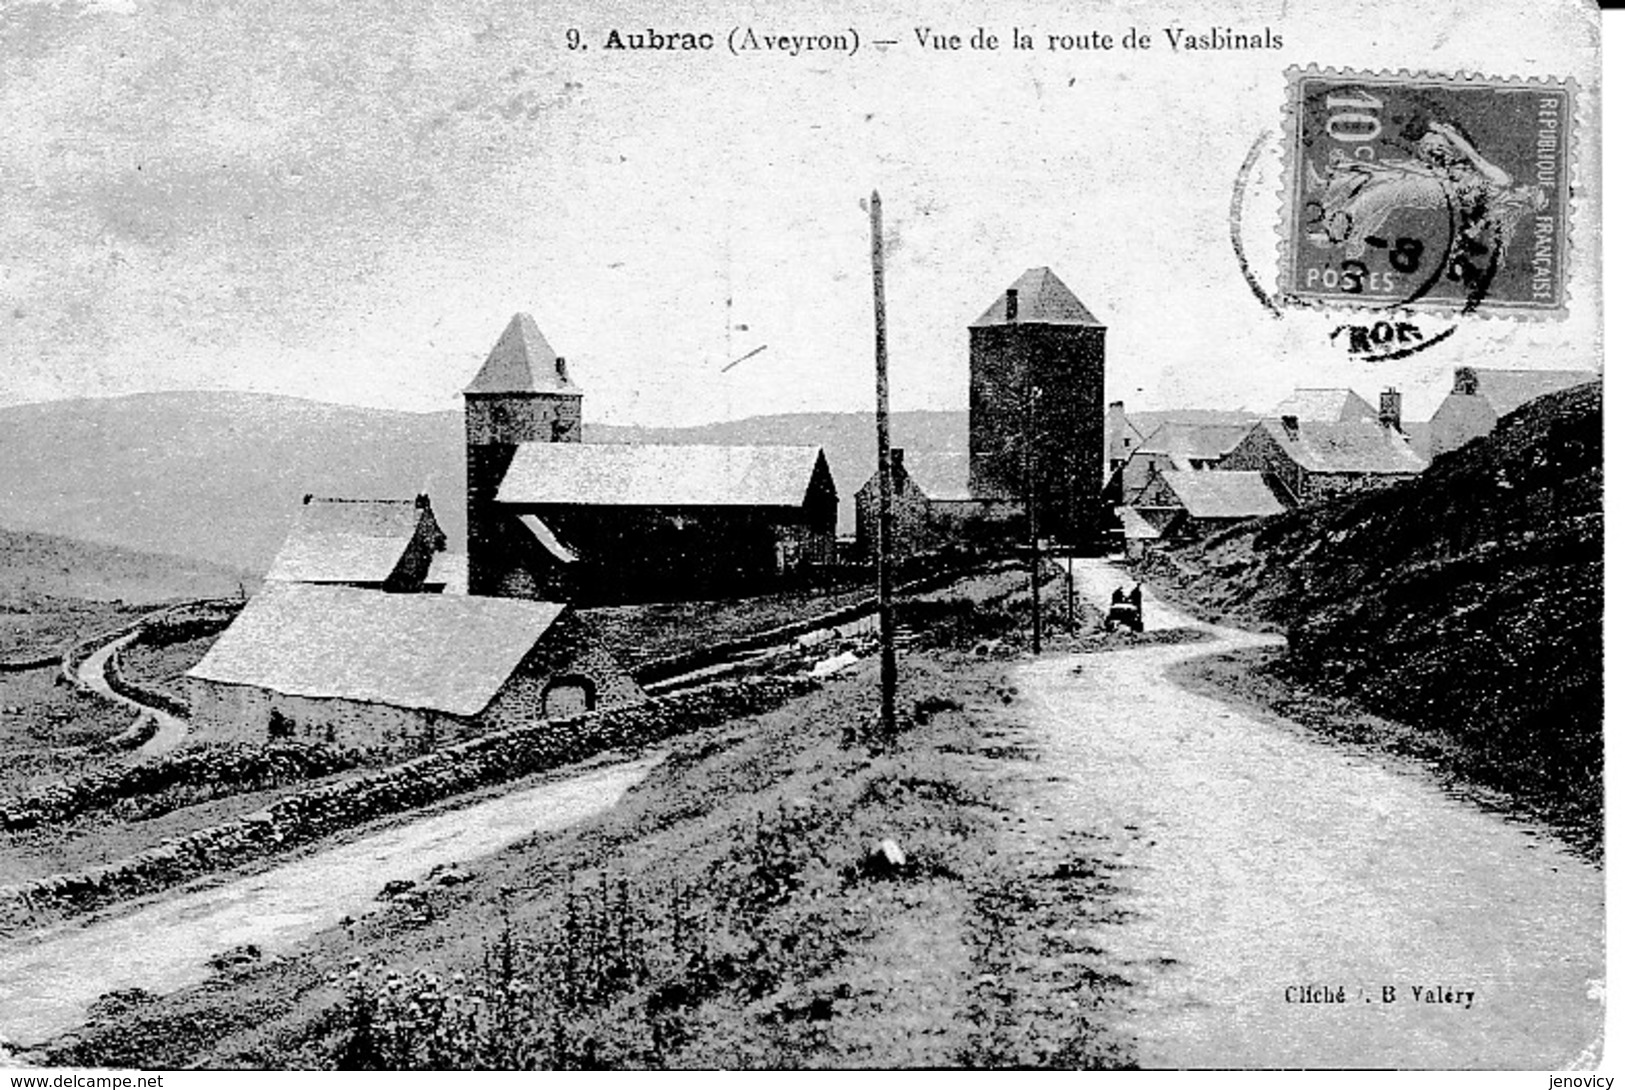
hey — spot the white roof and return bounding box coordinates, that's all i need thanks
[188,583,567,716]
[497,443,828,508]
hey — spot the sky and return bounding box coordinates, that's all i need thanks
[0,0,1603,426]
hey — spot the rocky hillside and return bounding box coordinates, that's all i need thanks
[1141,381,1602,835]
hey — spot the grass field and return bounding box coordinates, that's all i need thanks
[40,568,1139,1070]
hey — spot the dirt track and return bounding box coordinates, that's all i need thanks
[0,754,661,1047]
[1019,559,1604,1069]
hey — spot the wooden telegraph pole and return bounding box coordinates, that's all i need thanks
[1026,380,1042,655]
[870,191,898,737]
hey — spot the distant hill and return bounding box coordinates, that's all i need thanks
[0,525,254,605]
[0,392,965,575]
[1143,381,1602,842]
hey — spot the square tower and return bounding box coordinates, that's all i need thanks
[464,313,582,597]
[968,268,1105,545]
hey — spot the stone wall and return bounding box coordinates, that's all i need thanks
[187,679,452,752]
[0,742,363,833]
[0,674,819,932]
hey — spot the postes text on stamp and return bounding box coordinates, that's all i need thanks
[1280,68,1572,316]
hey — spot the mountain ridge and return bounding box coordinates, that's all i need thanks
[0,391,967,574]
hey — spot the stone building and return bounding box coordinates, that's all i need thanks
[1219,415,1426,503]
[264,494,447,592]
[1116,420,1259,503]
[185,583,642,750]
[463,313,837,604]
[1426,366,1598,460]
[1128,469,1290,543]
[854,449,1021,560]
[492,441,838,602]
[968,268,1105,544]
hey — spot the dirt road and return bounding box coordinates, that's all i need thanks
[1022,559,1604,1069]
[0,753,661,1047]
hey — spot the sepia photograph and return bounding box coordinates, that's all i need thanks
[0,0,1606,1075]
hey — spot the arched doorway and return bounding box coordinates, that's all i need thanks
[543,674,596,719]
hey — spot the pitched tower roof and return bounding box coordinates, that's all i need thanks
[465,313,581,396]
[971,267,1103,327]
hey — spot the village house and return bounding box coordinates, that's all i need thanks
[1218,409,1426,503]
[185,583,643,751]
[854,449,1022,560]
[264,494,447,592]
[1128,469,1290,545]
[464,313,838,604]
[1114,418,1259,503]
[1426,366,1598,460]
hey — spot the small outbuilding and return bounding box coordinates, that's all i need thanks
[185,583,643,751]
[1129,469,1290,543]
[854,449,1021,560]
[264,494,447,592]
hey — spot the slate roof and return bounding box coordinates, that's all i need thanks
[1466,369,1598,418]
[1257,419,1427,475]
[497,443,830,508]
[1126,410,1260,434]
[1136,422,1254,465]
[1271,388,1378,422]
[465,313,582,396]
[264,497,440,584]
[971,268,1103,327]
[187,584,567,716]
[1158,471,1286,520]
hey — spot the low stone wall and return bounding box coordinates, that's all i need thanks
[633,561,998,686]
[0,674,820,932]
[105,646,191,719]
[0,742,365,833]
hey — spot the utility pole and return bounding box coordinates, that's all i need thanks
[870,191,898,737]
[1026,380,1042,655]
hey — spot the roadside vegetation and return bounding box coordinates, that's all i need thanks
[1139,382,1602,860]
[40,567,1138,1070]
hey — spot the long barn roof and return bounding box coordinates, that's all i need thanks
[188,584,566,716]
[497,442,829,508]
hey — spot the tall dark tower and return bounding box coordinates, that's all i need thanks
[464,313,582,597]
[968,268,1105,545]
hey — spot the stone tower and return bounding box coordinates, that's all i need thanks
[968,268,1105,545]
[464,313,582,597]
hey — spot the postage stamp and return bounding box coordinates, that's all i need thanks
[1278,67,1574,316]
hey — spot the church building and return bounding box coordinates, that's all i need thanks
[464,314,838,604]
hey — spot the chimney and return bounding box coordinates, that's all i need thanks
[302,493,313,505]
[1005,288,1019,323]
[1379,388,1402,430]
[556,355,570,383]
[890,448,905,474]
[1281,414,1300,438]
[1453,366,1478,396]
[415,493,431,509]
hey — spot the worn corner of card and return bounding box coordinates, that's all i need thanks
[1274,66,1577,320]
